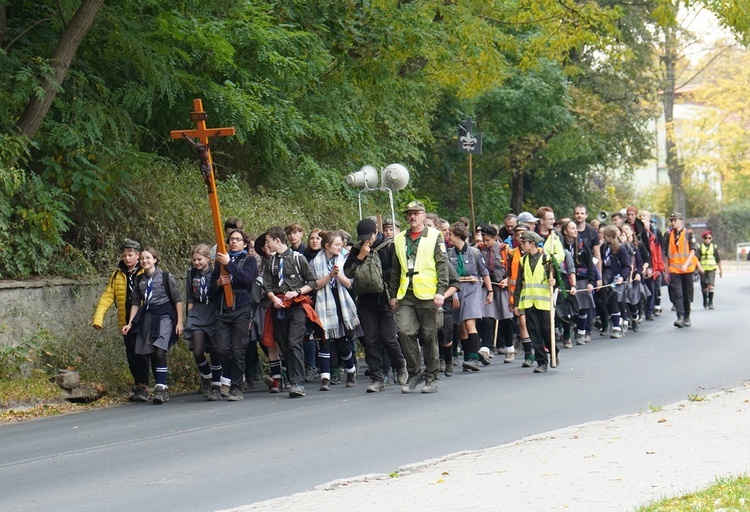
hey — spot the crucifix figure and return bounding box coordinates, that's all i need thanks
[171,98,236,307]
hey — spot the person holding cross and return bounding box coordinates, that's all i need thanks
[389,200,450,394]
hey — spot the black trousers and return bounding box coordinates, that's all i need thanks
[359,303,405,383]
[524,306,554,366]
[272,304,307,386]
[669,273,694,318]
[215,305,251,386]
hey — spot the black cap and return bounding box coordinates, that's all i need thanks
[357,218,377,241]
[480,225,498,237]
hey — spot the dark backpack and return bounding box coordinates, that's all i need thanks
[353,239,392,295]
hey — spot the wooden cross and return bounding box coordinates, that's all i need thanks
[170,98,236,307]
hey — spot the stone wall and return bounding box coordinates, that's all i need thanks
[0,278,107,348]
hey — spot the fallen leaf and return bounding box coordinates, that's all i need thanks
[658,418,667,423]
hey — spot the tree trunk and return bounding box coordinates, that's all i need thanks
[510,167,524,213]
[16,0,105,140]
[1,6,7,46]
[661,3,686,215]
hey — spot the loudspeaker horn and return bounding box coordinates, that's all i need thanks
[345,165,379,189]
[381,163,410,191]
[597,210,609,222]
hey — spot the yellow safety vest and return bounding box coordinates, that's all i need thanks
[518,253,551,311]
[700,243,717,271]
[542,230,565,265]
[394,227,440,300]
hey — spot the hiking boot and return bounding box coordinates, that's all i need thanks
[227,385,243,401]
[563,338,573,349]
[674,317,684,328]
[206,384,222,401]
[401,375,423,394]
[319,378,330,391]
[421,379,438,394]
[521,354,535,368]
[611,327,623,338]
[269,378,281,394]
[683,317,691,327]
[462,359,481,372]
[289,384,306,398]
[504,351,516,363]
[331,368,341,385]
[366,379,385,393]
[439,359,446,372]
[621,320,629,334]
[478,348,492,366]
[346,371,357,387]
[199,379,212,398]
[152,385,169,405]
[576,334,586,346]
[444,362,454,377]
[632,320,640,332]
[533,364,548,373]
[305,366,318,382]
[131,384,149,402]
[396,366,408,385]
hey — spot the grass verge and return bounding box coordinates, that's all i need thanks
[636,475,750,511]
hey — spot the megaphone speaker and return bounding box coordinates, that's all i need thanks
[381,163,409,191]
[345,165,379,189]
[597,210,609,222]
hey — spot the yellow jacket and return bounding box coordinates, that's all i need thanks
[92,263,143,329]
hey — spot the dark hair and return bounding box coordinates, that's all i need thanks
[266,226,287,245]
[284,223,303,236]
[225,229,250,245]
[449,222,468,241]
[224,217,243,231]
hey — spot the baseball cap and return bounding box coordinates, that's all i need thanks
[480,225,498,237]
[356,218,378,241]
[516,212,539,224]
[670,211,684,220]
[403,200,426,213]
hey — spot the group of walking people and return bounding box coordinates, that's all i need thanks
[92,202,722,403]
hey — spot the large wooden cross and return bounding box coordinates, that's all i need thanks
[170,98,236,307]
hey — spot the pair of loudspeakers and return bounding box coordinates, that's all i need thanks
[345,164,409,191]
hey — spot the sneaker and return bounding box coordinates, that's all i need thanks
[563,338,573,349]
[305,366,318,382]
[439,359,446,372]
[654,306,662,316]
[131,384,149,402]
[503,351,516,363]
[199,379,212,398]
[674,317,684,328]
[708,303,715,310]
[401,375,423,394]
[521,355,535,368]
[584,333,592,343]
[319,378,330,391]
[289,384,306,398]
[346,371,356,388]
[533,364,548,373]
[646,312,655,321]
[600,328,609,337]
[631,320,640,332]
[206,384,222,401]
[366,379,385,393]
[396,366,408,386]
[621,320,629,334]
[153,385,169,404]
[444,362,454,377]
[227,385,243,401]
[462,359,481,372]
[478,348,492,366]
[611,328,623,338]
[269,378,281,394]
[421,380,438,393]
[331,368,341,385]
[575,334,586,346]
[683,317,691,327]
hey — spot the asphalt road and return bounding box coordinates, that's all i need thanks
[2,273,748,512]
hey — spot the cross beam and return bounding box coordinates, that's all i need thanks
[170,98,236,307]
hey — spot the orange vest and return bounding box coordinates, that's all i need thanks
[508,247,522,307]
[668,229,696,274]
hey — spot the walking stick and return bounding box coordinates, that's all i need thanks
[549,280,556,368]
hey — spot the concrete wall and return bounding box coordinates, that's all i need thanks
[0,278,106,348]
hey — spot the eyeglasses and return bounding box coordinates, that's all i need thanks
[228,237,244,242]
